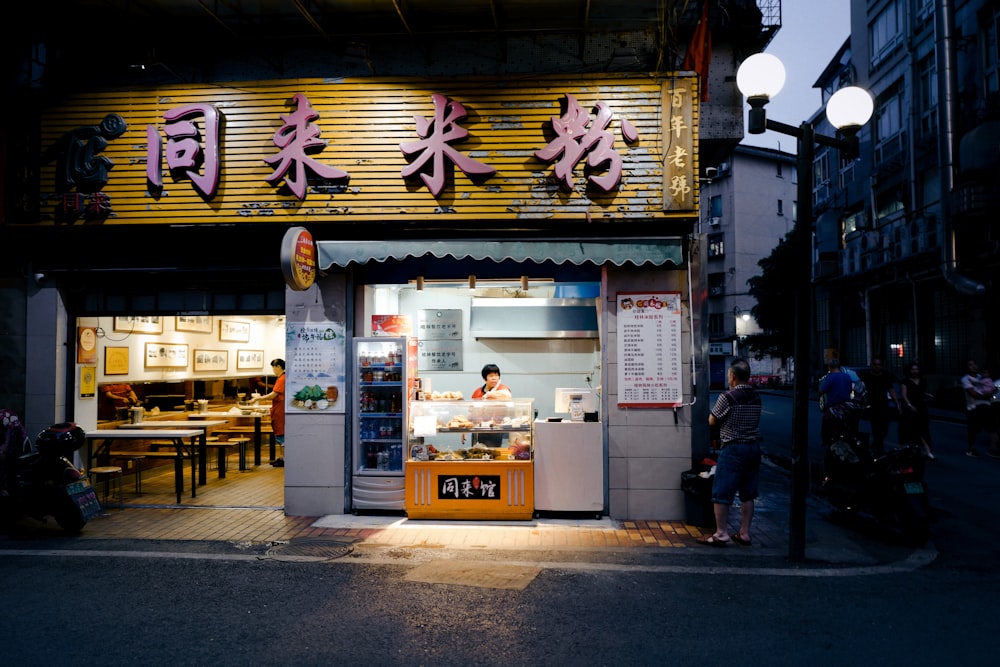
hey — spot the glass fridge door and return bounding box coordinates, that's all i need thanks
[354,337,406,475]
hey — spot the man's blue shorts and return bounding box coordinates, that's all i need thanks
[711,442,762,505]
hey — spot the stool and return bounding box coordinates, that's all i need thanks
[128,456,145,496]
[230,437,251,471]
[89,466,124,511]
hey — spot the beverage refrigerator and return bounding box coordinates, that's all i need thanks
[351,337,407,510]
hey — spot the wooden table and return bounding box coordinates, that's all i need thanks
[118,420,228,485]
[86,429,202,504]
[188,412,269,465]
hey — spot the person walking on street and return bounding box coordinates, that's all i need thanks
[979,366,1000,458]
[251,358,286,466]
[899,362,934,459]
[698,358,762,547]
[860,356,902,455]
[819,359,857,445]
[961,359,994,458]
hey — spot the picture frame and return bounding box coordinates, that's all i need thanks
[144,342,188,369]
[194,349,228,373]
[104,347,130,375]
[113,316,162,334]
[219,320,250,343]
[175,315,213,333]
[237,349,265,370]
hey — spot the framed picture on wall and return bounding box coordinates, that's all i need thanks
[237,349,265,370]
[194,349,228,373]
[176,315,213,333]
[144,342,188,369]
[219,320,250,343]
[104,347,130,375]
[113,316,162,334]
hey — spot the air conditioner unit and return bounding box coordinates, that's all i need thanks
[708,287,724,296]
[708,217,720,226]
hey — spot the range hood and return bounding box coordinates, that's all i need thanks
[470,298,599,339]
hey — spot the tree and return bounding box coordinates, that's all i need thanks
[744,224,805,360]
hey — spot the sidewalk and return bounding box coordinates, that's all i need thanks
[6,457,927,569]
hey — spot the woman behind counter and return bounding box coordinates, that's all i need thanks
[471,364,512,446]
[471,364,512,401]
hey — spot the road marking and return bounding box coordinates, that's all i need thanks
[0,545,937,577]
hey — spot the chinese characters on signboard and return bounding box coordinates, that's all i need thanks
[417,309,462,339]
[417,340,463,372]
[55,81,703,211]
[662,81,695,211]
[439,474,500,500]
[616,292,683,407]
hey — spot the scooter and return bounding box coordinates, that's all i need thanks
[821,432,931,547]
[1,414,101,535]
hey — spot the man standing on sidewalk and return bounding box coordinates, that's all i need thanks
[698,358,762,547]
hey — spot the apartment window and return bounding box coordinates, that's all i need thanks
[708,232,725,258]
[708,313,726,335]
[709,194,723,218]
[777,199,784,216]
[914,0,934,26]
[985,7,1000,98]
[776,162,783,178]
[708,272,726,298]
[813,149,831,206]
[870,0,904,68]
[917,54,938,138]
[843,211,865,235]
[875,82,904,161]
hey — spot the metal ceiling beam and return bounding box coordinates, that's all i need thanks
[391,0,415,36]
[293,0,333,43]
[196,0,239,37]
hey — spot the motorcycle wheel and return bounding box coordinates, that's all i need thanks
[891,491,930,548]
[50,490,86,535]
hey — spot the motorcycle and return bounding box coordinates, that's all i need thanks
[1,412,101,535]
[821,432,931,547]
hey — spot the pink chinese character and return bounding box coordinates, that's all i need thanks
[146,104,221,198]
[399,94,496,197]
[264,93,349,200]
[535,94,623,192]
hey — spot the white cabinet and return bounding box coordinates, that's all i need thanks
[533,420,603,515]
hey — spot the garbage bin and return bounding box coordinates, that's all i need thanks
[681,466,716,530]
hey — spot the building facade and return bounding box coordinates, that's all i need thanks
[807,0,998,406]
[701,144,797,388]
[0,1,778,519]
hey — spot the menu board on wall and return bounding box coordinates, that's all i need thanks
[616,292,683,407]
[285,277,348,414]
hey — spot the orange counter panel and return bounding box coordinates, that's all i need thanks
[405,461,533,520]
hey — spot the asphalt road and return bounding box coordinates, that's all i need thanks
[1,394,997,666]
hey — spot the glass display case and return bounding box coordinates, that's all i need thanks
[405,398,535,520]
[407,399,533,461]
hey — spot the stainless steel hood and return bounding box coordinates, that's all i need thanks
[470,298,599,339]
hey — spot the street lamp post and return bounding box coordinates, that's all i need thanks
[736,53,874,562]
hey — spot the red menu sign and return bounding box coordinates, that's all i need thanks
[616,292,683,407]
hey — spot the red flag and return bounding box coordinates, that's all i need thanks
[682,0,712,102]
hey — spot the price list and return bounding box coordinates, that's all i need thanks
[616,292,683,407]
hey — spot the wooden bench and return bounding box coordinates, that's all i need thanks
[213,426,276,464]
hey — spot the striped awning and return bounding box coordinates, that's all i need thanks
[317,239,683,269]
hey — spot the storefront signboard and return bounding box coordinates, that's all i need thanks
[34,74,698,227]
[616,291,683,407]
[416,339,463,372]
[417,309,462,340]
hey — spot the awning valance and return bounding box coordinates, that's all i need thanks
[317,240,683,269]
